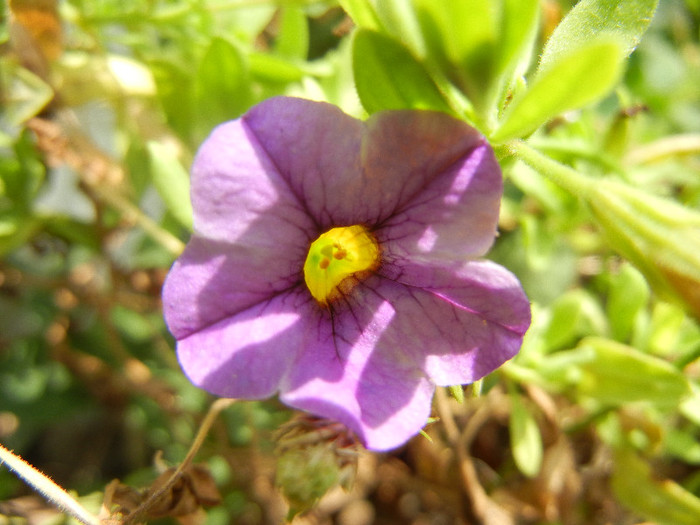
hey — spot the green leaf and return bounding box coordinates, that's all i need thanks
[147,141,193,230]
[0,59,53,130]
[249,53,305,83]
[612,447,700,525]
[339,0,382,30]
[607,263,650,342]
[539,0,659,72]
[352,29,451,113]
[275,7,309,60]
[541,290,607,352]
[509,391,543,478]
[195,37,251,132]
[492,38,625,141]
[495,0,539,78]
[413,0,498,67]
[487,0,540,118]
[576,337,690,408]
[375,0,426,56]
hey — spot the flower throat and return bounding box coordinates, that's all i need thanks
[303,225,380,306]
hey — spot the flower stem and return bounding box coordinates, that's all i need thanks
[123,398,236,524]
[506,140,594,198]
[0,443,100,525]
[91,185,185,256]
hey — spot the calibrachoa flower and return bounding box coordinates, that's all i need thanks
[162,97,531,451]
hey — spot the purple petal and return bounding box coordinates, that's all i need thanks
[356,273,528,387]
[163,118,317,340]
[175,287,323,399]
[280,283,435,451]
[380,260,532,337]
[162,236,303,340]
[281,263,529,450]
[377,139,502,263]
[243,97,486,229]
[190,118,315,243]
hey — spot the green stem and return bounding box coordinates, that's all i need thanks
[91,186,185,256]
[625,133,700,165]
[506,140,594,198]
[0,444,100,525]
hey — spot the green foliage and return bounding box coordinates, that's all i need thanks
[612,447,700,525]
[508,387,543,478]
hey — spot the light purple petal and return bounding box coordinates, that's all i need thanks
[280,280,435,451]
[243,97,486,229]
[176,288,323,399]
[379,259,532,338]
[190,118,315,243]
[377,139,502,264]
[355,273,528,387]
[163,118,317,340]
[281,263,529,450]
[162,237,303,340]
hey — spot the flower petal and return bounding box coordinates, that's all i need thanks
[163,118,318,339]
[190,117,316,243]
[162,236,304,340]
[175,288,323,399]
[281,284,435,451]
[243,97,486,229]
[378,260,531,385]
[281,262,528,450]
[377,139,502,264]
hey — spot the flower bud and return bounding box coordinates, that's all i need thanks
[587,180,700,319]
[274,415,359,518]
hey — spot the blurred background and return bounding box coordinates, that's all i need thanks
[1,1,700,523]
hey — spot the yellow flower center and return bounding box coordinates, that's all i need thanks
[303,225,380,306]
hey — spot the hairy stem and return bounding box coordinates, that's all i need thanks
[0,443,100,525]
[506,139,594,198]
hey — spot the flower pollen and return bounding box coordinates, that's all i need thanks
[304,225,380,305]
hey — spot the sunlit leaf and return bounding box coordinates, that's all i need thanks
[147,141,193,230]
[352,29,451,113]
[492,38,625,141]
[539,0,659,72]
[576,337,690,408]
[612,447,700,525]
[339,0,382,30]
[275,7,309,60]
[607,263,649,342]
[509,391,543,478]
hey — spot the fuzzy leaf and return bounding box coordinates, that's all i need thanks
[492,38,624,141]
[539,0,659,72]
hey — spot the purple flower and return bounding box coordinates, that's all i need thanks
[162,97,531,451]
